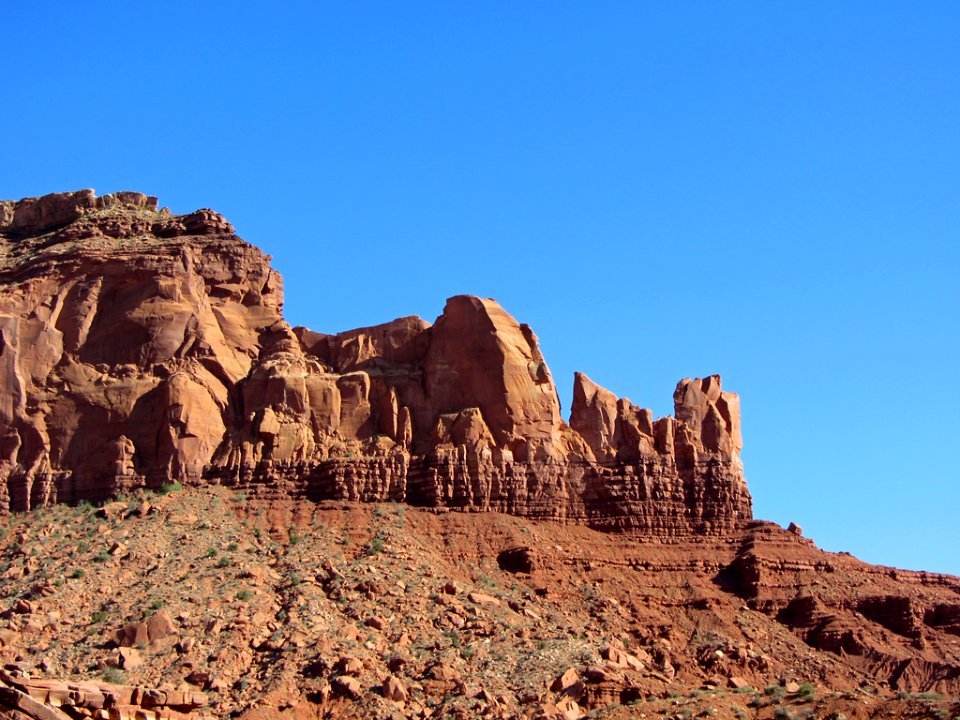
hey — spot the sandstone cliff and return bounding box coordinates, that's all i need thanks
[0,190,751,534]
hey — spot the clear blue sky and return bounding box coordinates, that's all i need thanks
[2,3,957,574]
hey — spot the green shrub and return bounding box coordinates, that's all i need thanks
[159,481,182,495]
[102,667,126,684]
[236,589,253,601]
[365,530,385,556]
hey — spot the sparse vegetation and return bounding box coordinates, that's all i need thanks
[765,685,787,701]
[365,530,385,556]
[0,482,953,720]
[102,667,126,684]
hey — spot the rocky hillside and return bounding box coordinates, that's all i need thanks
[0,489,957,720]
[0,191,957,720]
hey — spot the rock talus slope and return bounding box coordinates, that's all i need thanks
[0,190,750,535]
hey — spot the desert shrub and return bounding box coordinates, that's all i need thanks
[765,685,786,700]
[102,667,126,684]
[365,530,385,556]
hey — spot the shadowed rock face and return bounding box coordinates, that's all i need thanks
[0,190,751,533]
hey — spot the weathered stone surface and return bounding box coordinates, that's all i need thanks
[331,675,362,700]
[381,674,408,702]
[111,610,177,647]
[0,190,751,535]
[0,674,206,720]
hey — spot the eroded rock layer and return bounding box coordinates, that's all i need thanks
[0,190,751,533]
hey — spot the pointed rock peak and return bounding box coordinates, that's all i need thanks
[674,374,725,416]
[572,372,601,400]
[674,375,742,456]
[570,372,620,462]
[439,295,514,332]
[571,372,619,418]
[427,295,561,447]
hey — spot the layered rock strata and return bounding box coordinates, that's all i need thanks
[0,190,751,533]
[0,670,208,720]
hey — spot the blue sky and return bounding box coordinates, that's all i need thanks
[2,3,958,573]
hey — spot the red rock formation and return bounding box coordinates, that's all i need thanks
[0,670,208,720]
[0,190,751,534]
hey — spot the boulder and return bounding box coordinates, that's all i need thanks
[381,675,408,702]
